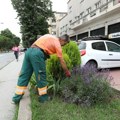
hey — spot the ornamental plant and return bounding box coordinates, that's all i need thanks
[46,53,72,81]
[46,53,72,96]
[46,41,81,96]
[46,41,81,81]
[62,41,81,67]
[60,65,114,106]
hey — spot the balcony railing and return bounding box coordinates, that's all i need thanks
[100,3,108,12]
[70,0,120,29]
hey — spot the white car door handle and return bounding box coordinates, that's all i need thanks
[109,54,113,55]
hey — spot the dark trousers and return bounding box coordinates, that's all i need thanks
[14,51,19,60]
[12,47,48,103]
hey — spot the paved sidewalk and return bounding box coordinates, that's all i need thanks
[0,53,31,120]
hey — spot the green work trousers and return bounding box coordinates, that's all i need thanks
[12,47,48,103]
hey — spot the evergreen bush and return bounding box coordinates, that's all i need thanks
[46,54,72,96]
[46,41,81,96]
[62,41,81,67]
[46,54,72,81]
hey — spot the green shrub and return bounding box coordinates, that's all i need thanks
[60,66,114,106]
[46,53,72,81]
[62,41,81,67]
[46,54,72,96]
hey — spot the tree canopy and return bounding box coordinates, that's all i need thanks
[11,0,54,47]
[0,28,21,51]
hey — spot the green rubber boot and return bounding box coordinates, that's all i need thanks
[38,94,49,103]
[12,94,23,104]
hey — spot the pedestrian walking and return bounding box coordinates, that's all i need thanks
[12,34,71,103]
[12,45,19,61]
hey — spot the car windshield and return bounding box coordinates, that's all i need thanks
[78,41,86,50]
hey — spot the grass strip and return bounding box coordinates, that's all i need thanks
[30,89,120,120]
[12,104,19,120]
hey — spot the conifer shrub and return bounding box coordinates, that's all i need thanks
[60,65,114,106]
[46,54,72,96]
[46,41,81,82]
[62,41,81,67]
[46,54,72,81]
[46,41,81,95]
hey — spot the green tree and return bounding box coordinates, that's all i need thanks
[0,29,21,51]
[13,36,21,46]
[1,28,13,39]
[0,35,10,51]
[11,0,53,47]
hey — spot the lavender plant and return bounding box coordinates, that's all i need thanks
[60,65,114,106]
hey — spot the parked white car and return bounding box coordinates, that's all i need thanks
[78,39,120,69]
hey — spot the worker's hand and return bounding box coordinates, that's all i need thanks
[65,70,71,77]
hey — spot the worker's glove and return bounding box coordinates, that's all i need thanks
[65,71,71,77]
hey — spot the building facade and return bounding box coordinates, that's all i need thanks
[48,12,67,36]
[59,0,120,41]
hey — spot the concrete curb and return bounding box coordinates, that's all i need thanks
[111,85,120,91]
[17,88,32,120]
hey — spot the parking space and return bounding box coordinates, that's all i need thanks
[109,68,120,90]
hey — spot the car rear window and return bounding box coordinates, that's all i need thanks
[78,42,86,50]
[92,42,106,51]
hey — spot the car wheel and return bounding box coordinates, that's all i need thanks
[85,61,98,69]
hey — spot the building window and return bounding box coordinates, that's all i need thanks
[52,19,56,22]
[52,25,56,29]
[87,7,91,14]
[80,12,84,18]
[95,1,101,9]
[80,0,84,3]
[69,20,72,24]
[90,11,96,17]
[75,16,79,21]
[69,6,72,14]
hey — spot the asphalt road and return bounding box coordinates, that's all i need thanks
[0,52,15,70]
